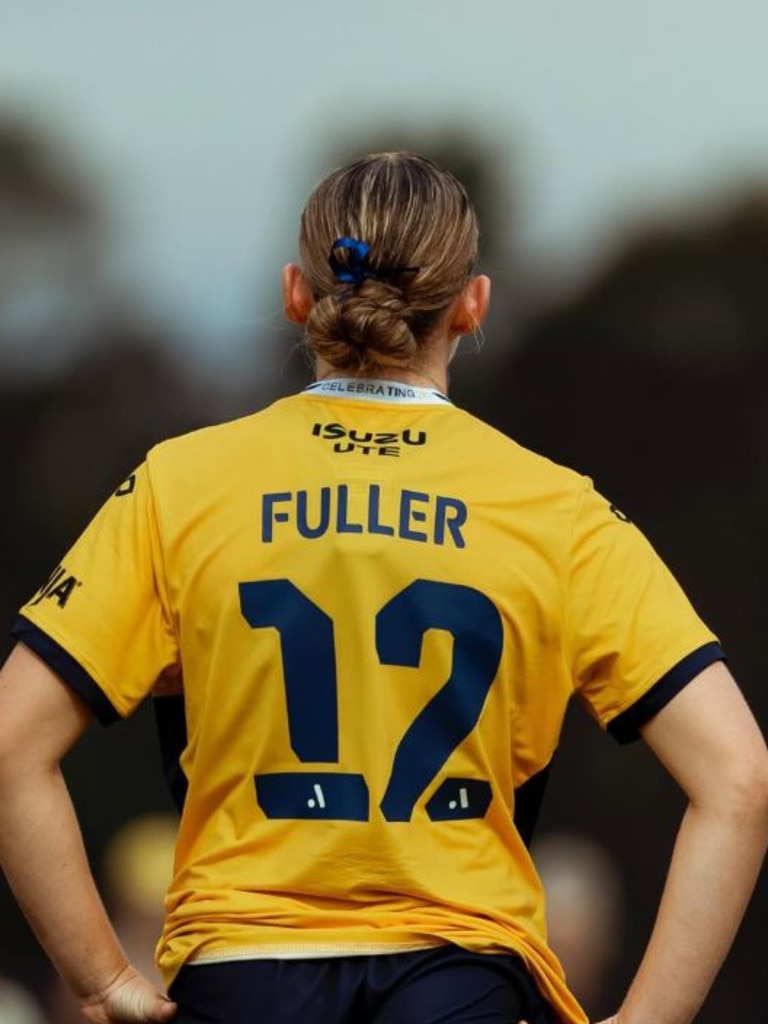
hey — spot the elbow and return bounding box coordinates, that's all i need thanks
[701,749,768,824]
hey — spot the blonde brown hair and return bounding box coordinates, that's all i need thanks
[299,152,478,374]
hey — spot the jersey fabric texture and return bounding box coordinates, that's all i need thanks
[13,379,722,1024]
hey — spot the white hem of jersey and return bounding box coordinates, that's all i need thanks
[188,940,443,964]
[303,378,451,405]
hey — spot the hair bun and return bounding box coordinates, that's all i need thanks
[298,152,478,374]
[306,279,418,372]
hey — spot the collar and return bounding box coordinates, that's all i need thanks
[303,377,451,405]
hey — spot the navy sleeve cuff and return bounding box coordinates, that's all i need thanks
[11,616,121,726]
[608,641,725,745]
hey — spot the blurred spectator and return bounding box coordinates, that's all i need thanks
[533,831,624,1020]
[0,973,45,1024]
[50,813,177,1023]
[101,813,178,984]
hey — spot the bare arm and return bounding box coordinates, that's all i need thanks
[599,661,768,1024]
[0,643,176,1023]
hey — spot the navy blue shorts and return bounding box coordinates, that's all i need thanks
[168,945,557,1024]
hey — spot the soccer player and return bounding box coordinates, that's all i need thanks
[0,153,767,1024]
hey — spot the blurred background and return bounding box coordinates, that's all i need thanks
[1,1,766,1020]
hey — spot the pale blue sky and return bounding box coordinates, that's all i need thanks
[1,0,767,370]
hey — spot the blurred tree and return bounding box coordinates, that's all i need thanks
[0,118,89,215]
[0,118,109,379]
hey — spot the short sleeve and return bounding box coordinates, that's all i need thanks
[566,480,723,743]
[11,462,179,723]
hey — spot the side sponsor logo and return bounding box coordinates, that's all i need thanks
[115,473,136,497]
[29,564,82,609]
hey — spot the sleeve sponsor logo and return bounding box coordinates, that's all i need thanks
[311,422,427,457]
[29,564,82,609]
[115,473,136,497]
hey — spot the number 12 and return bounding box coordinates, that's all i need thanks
[239,578,503,823]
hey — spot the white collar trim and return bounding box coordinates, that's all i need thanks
[303,378,451,405]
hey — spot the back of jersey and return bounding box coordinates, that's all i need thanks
[149,379,588,1014]
[17,377,716,1024]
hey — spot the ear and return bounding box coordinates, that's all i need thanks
[448,274,491,335]
[283,263,315,325]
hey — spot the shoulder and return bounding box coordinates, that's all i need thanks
[145,396,295,475]
[449,405,588,500]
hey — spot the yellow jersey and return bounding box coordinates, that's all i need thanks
[14,379,721,1024]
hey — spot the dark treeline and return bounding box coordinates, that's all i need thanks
[1,122,766,1021]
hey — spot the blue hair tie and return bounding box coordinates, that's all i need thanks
[328,237,374,286]
[328,236,422,288]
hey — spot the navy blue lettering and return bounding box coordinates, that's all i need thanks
[337,484,364,534]
[368,485,395,536]
[260,487,467,548]
[399,490,429,543]
[435,496,468,548]
[297,488,331,539]
[262,492,292,542]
